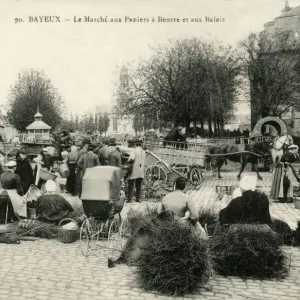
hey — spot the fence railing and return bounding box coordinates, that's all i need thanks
[20,134,53,144]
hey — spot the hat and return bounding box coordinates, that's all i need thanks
[43,147,49,152]
[61,151,68,156]
[288,144,298,150]
[5,160,16,167]
[45,180,57,192]
[239,176,257,192]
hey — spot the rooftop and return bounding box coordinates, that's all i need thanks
[26,120,51,130]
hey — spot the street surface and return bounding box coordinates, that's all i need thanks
[1,166,300,300]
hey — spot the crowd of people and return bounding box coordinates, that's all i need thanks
[0,138,148,223]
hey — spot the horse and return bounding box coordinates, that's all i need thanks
[270,135,293,171]
[206,141,271,180]
[163,128,188,150]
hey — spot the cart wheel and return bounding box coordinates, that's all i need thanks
[144,165,168,185]
[80,218,101,257]
[108,220,121,260]
[188,165,203,190]
[119,217,131,249]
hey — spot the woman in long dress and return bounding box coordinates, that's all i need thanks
[270,144,300,202]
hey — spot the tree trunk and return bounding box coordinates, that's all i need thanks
[213,120,217,136]
[208,119,213,137]
[200,120,204,130]
[193,119,197,137]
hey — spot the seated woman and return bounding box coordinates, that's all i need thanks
[157,177,207,239]
[36,180,73,223]
[0,160,27,223]
[218,190,272,227]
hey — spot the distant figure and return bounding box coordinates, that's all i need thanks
[98,141,110,165]
[108,146,122,169]
[66,145,78,196]
[78,146,99,198]
[127,144,146,203]
[15,149,34,194]
[76,142,88,197]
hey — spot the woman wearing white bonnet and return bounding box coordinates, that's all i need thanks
[36,179,73,222]
[45,179,57,193]
[232,176,257,199]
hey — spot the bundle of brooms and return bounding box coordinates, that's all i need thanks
[7,220,59,239]
[209,224,289,279]
[135,215,212,296]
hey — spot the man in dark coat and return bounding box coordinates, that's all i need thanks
[98,141,110,165]
[108,146,122,169]
[75,142,88,197]
[15,149,34,194]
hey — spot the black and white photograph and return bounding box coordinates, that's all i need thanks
[1,0,300,299]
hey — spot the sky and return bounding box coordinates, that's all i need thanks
[0,0,299,117]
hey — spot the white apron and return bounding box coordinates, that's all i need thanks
[0,188,27,218]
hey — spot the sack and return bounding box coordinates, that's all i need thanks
[59,163,70,178]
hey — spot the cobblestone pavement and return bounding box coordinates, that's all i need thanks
[2,169,300,300]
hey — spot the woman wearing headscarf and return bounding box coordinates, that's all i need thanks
[66,146,78,196]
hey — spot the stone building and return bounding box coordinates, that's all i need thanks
[250,1,300,133]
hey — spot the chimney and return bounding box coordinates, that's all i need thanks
[282,0,292,13]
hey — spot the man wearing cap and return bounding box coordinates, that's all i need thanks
[0,160,27,220]
[15,149,34,194]
[75,142,88,197]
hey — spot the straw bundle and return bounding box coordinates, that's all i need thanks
[209,224,289,279]
[17,219,59,239]
[135,216,212,296]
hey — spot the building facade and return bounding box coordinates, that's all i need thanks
[95,105,135,135]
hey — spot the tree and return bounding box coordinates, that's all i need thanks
[240,30,300,128]
[103,112,110,135]
[7,69,64,131]
[75,115,79,131]
[114,38,241,137]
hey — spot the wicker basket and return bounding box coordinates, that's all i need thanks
[294,197,300,209]
[39,168,58,181]
[57,218,79,243]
